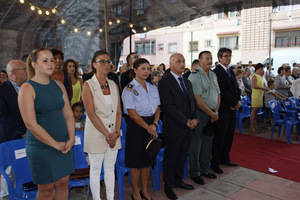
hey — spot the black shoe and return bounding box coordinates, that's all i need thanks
[191,176,205,185]
[164,188,178,200]
[140,190,151,200]
[174,181,194,190]
[201,172,217,179]
[131,194,136,200]
[211,165,223,174]
[223,161,238,167]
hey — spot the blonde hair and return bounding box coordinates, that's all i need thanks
[26,48,50,79]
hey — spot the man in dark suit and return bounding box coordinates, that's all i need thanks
[211,48,241,174]
[0,60,27,143]
[158,53,198,200]
[120,52,139,90]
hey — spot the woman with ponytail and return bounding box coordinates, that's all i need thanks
[18,48,74,200]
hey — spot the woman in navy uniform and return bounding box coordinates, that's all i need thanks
[122,58,160,200]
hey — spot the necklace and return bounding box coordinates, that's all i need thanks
[100,82,109,90]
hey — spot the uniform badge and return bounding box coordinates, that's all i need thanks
[133,89,139,96]
[126,84,133,91]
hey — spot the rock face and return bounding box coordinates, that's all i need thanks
[0,0,298,70]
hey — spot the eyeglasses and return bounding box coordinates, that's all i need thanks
[94,59,112,64]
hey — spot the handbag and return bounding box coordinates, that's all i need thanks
[145,136,162,167]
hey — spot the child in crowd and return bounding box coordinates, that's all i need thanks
[72,102,85,131]
[263,79,287,128]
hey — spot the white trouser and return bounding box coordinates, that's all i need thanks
[0,166,12,199]
[88,147,118,200]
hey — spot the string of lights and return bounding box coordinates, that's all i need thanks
[18,0,148,36]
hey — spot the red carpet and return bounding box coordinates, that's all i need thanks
[231,134,300,182]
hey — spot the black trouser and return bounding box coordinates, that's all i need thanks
[211,111,236,166]
[163,132,192,189]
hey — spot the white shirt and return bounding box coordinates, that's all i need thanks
[291,78,300,98]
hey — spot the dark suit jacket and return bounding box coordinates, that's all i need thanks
[120,69,135,90]
[158,71,196,140]
[213,65,241,113]
[0,80,26,143]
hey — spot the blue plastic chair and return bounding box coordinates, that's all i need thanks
[268,100,287,141]
[236,103,251,134]
[0,139,37,200]
[282,101,300,143]
[116,117,131,200]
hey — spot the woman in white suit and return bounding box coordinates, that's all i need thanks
[82,50,122,200]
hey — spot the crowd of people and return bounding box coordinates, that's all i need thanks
[0,46,299,200]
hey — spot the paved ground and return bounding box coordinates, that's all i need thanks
[69,121,300,200]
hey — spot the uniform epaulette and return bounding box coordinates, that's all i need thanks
[126,84,133,91]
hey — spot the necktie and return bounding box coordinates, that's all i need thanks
[178,77,188,99]
[227,68,232,78]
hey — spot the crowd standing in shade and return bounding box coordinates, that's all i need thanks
[1,44,300,200]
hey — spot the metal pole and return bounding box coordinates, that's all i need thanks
[129,0,132,53]
[104,0,109,52]
[268,11,272,68]
[191,31,193,65]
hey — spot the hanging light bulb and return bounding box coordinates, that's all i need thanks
[45,11,50,15]
[74,28,78,33]
[61,19,66,24]
[99,28,103,33]
[87,31,91,36]
[19,0,25,4]
[38,10,43,15]
[109,21,113,26]
[30,6,35,11]
[117,19,120,24]
[52,8,56,14]
[143,27,147,31]
[129,24,134,28]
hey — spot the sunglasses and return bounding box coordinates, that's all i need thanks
[95,59,112,64]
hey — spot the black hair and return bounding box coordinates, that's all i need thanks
[198,51,211,59]
[51,48,64,60]
[278,66,284,74]
[285,66,291,72]
[72,102,83,111]
[254,63,264,72]
[267,79,275,87]
[126,52,137,64]
[217,48,232,58]
[191,59,199,67]
[133,58,150,69]
[0,70,7,74]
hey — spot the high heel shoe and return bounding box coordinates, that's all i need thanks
[140,191,152,200]
[131,194,136,200]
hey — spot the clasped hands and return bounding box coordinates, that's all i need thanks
[147,124,158,139]
[186,119,199,129]
[106,131,120,148]
[54,139,74,154]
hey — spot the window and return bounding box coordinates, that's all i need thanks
[275,30,300,47]
[273,0,300,12]
[204,40,212,48]
[136,0,146,15]
[158,43,164,51]
[168,43,177,53]
[189,41,198,52]
[112,4,122,16]
[219,36,239,50]
[135,40,156,55]
[218,8,228,19]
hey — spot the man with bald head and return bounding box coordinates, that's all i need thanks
[158,53,198,200]
[0,60,27,143]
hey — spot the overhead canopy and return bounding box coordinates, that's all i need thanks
[0,0,299,68]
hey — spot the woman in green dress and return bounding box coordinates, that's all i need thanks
[18,48,75,200]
